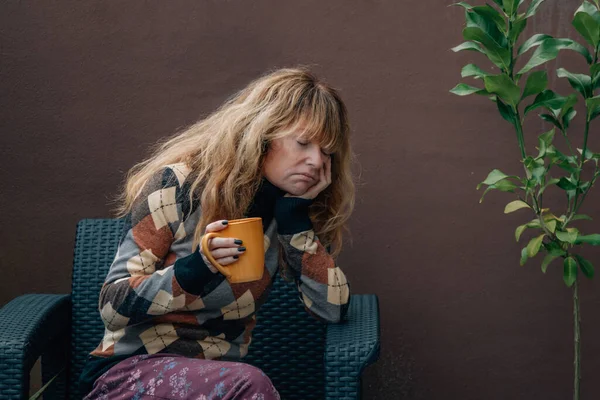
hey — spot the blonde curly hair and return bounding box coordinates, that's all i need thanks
[115,66,355,257]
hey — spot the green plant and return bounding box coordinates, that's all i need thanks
[29,369,63,400]
[450,1,600,398]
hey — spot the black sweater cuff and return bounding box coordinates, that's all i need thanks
[174,250,224,296]
[275,196,314,234]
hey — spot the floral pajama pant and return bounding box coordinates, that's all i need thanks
[83,354,281,400]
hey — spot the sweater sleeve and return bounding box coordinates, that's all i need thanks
[98,166,222,331]
[275,197,351,323]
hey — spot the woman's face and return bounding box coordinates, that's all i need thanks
[262,125,332,196]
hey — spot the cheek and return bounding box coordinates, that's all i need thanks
[273,146,298,171]
[264,140,308,181]
[263,146,289,180]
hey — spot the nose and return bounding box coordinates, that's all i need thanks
[306,146,326,168]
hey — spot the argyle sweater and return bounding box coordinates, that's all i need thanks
[79,162,350,394]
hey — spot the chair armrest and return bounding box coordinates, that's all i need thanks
[324,294,380,400]
[0,294,71,400]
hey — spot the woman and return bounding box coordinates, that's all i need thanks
[79,67,354,399]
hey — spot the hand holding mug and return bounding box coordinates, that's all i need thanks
[199,220,245,273]
[200,218,265,283]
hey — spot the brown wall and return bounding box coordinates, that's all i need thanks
[2,1,600,398]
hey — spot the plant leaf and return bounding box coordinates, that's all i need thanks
[497,98,518,126]
[526,0,545,18]
[515,224,528,241]
[503,0,520,16]
[572,214,593,221]
[466,8,507,46]
[543,211,565,223]
[576,147,595,160]
[519,38,592,75]
[556,177,578,191]
[557,68,592,98]
[560,94,579,118]
[574,254,594,279]
[545,219,557,233]
[580,0,600,20]
[539,113,562,129]
[505,200,531,213]
[484,74,522,106]
[527,234,546,257]
[520,247,529,266]
[541,253,561,273]
[452,41,486,54]
[461,63,490,79]
[564,257,578,286]
[515,219,542,242]
[591,63,600,89]
[574,234,600,245]
[463,26,511,70]
[556,229,578,243]
[562,40,593,64]
[29,369,64,400]
[518,33,552,55]
[586,95,600,119]
[563,108,577,129]
[521,70,548,100]
[509,15,528,43]
[450,83,488,96]
[478,169,516,189]
[479,178,518,202]
[471,4,507,33]
[518,38,561,75]
[452,2,473,9]
[524,90,567,116]
[495,178,519,192]
[539,128,555,146]
[573,5,600,48]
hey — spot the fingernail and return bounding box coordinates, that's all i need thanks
[238,246,246,252]
[234,239,243,245]
[222,220,229,225]
[233,255,239,259]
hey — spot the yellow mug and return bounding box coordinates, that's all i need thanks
[201,217,265,283]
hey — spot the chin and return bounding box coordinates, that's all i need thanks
[285,189,305,197]
[286,184,310,197]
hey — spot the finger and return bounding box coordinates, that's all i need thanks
[205,220,230,233]
[200,252,240,271]
[316,163,328,191]
[321,161,327,183]
[208,237,243,250]
[325,157,332,185]
[211,246,246,259]
[214,256,240,266]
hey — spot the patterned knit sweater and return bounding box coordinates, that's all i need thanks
[79,162,350,393]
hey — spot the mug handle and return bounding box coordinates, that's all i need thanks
[201,232,232,278]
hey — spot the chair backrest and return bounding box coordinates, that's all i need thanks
[68,219,326,399]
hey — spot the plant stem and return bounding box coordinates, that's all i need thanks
[514,109,527,161]
[506,17,527,162]
[572,168,600,217]
[573,278,581,400]
[560,128,575,157]
[581,119,590,166]
[570,117,590,219]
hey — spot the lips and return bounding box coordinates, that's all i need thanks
[298,173,317,180]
